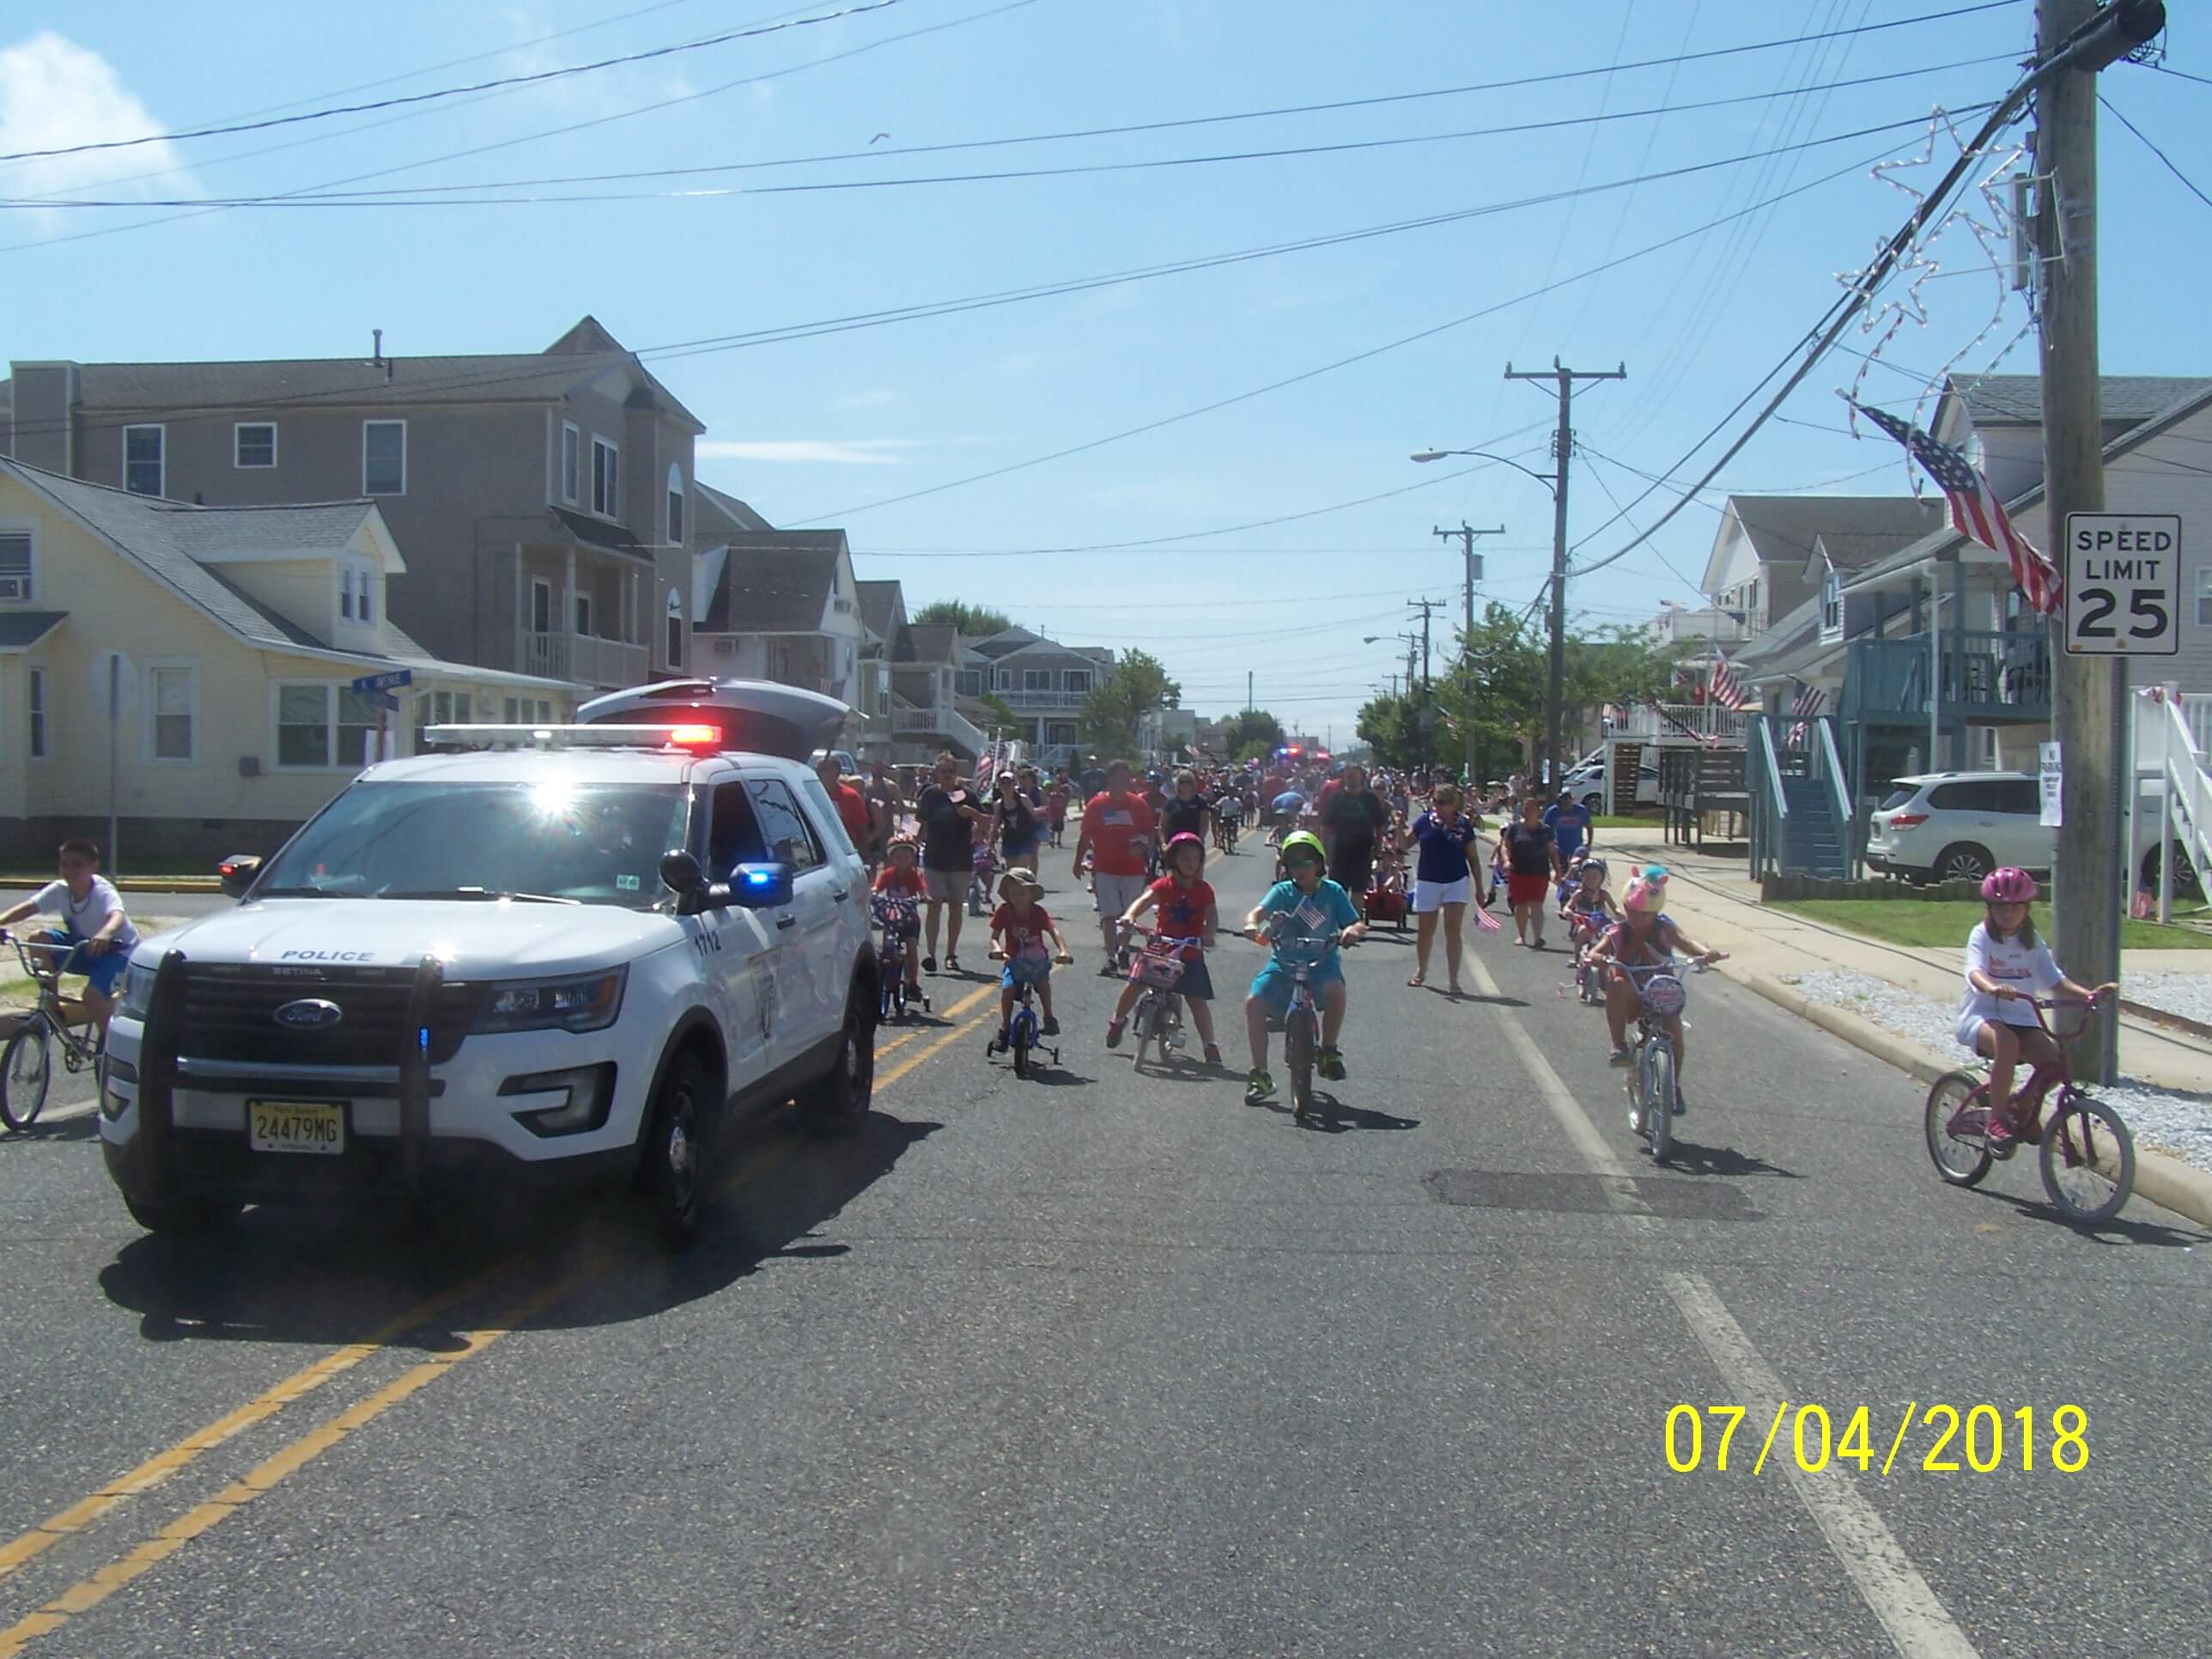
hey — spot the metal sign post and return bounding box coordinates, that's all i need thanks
[88,651,137,876]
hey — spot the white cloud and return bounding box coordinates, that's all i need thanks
[697,439,921,466]
[0,33,198,208]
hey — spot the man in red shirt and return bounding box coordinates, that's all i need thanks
[816,755,874,857]
[1072,759,1157,969]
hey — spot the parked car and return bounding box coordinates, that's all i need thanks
[1564,750,1660,816]
[1865,769,2201,896]
[100,681,876,1251]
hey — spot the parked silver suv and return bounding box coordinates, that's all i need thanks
[1865,772,2047,885]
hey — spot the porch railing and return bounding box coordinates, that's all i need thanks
[521,630,647,688]
[1841,629,2050,722]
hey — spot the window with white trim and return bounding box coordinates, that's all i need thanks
[362,420,406,495]
[561,422,580,503]
[277,684,382,769]
[501,696,556,725]
[124,424,164,496]
[530,578,553,635]
[234,422,276,468]
[665,587,684,668]
[591,437,619,517]
[27,667,45,759]
[1023,668,1052,692]
[574,591,594,638]
[149,663,197,762]
[666,463,684,545]
[339,560,375,623]
[1820,569,1843,638]
[1063,668,1093,694]
[0,530,31,601]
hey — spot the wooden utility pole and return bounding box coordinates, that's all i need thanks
[2038,0,2164,1081]
[1504,359,1626,793]
[1437,520,1505,782]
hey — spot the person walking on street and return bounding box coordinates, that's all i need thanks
[862,759,903,866]
[915,752,983,973]
[1078,754,1108,800]
[1542,788,1593,875]
[988,769,1043,871]
[817,755,875,860]
[1499,793,1558,949]
[1073,759,1156,969]
[1320,763,1389,923]
[1401,782,1489,995]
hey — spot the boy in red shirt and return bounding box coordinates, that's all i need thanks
[1072,760,1158,967]
[1105,832,1222,1065]
[988,868,1072,1042]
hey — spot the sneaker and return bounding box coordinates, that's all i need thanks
[1106,1018,1126,1049]
[921,956,938,974]
[1204,1044,1223,1066]
[1984,1114,2020,1158]
[945,956,962,975]
[1042,1016,1060,1036]
[1318,1046,1346,1082]
[1244,1069,1275,1104]
[2010,1105,2043,1146]
[1097,961,1120,978]
[996,1027,1012,1050]
[1608,1044,1633,1067]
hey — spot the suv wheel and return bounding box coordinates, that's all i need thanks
[641,1052,708,1252]
[797,980,875,1139]
[2141,841,2205,902]
[1583,792,1604,816]
[1935,842,1994,884]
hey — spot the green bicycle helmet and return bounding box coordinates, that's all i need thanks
[1279,830,1327,865]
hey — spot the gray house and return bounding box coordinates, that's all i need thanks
[0,317,702,692]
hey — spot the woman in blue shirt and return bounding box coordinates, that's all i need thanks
[1400,782,1492,996]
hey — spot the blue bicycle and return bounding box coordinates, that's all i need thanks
[986,951,1061,1077]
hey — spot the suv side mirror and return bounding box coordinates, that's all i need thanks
[659,849,706,896]
[726,862,794,908]
[217,854,262,899]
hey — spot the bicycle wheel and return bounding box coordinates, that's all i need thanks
[1285,1007,1316,1121]
[1922,1072,1992,1188]
[1,1020,53,1133]
[1644,1041,1674,1163]
[1012,1017,1032,1079]
[2039,1095,2135,1226]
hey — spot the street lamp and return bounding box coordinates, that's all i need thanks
[1412,445,1570,789]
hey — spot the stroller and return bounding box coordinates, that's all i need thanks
[1366,849,1410,932]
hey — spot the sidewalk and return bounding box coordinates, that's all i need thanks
[1599,830,2212,1094]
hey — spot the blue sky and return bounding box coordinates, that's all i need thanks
[3,0,2206,743]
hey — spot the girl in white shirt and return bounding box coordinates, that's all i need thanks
[1958,867,2114,1155]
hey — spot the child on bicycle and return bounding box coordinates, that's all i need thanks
[1958,866,2116,1156]
[1106,830,1222,1065]
[1588,867,1726,1112]
[871,837,928,1006]
[1560,856,1619,945]
[0,837,140,1040]
[988,868,1072,1044]
[1241,830,1365,1105]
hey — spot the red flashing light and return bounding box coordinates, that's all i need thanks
[666,723,720,748]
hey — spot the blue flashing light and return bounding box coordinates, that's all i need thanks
[744,869,775,886]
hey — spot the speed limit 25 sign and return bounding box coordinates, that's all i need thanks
[2064,513,2181,656]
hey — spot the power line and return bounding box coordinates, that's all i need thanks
[2100,94,2212,209]
[0,56,2021,210]
[0,0,912,165]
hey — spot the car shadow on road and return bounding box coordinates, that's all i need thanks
[2,1112,101,1145]
[96,1109,943,1347]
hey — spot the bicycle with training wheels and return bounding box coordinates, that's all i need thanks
[872,894,927,1024]
[985,950,1062,1078]
[1215,805,1241,855]
[966,842,997,918]
[1923,993,2136,1226]
[1618,957,1691,1162]
[1252,926,1339,1123]
[1120,925,1205,1073]
[1,931,108,1133]
[1568,911,1608,1004]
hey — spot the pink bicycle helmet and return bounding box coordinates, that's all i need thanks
[1980,866,2038,903]
[1164,830,1206,866]
[1623,867,1668,912]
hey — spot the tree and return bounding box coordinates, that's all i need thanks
[910,600,1015,637]
[1080,650,1181,757]
[973,690,1019,732]
[1355,691,1426,769]
[1435,602,1546,778]
[1216,708,1285,761]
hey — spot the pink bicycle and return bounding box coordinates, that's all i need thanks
[1923,994,2136,1226]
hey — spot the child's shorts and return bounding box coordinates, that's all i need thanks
[1002,957,1051,990]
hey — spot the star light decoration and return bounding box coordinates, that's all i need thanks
[1835,108,2035,456]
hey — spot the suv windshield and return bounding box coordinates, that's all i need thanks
[256,781,690,909]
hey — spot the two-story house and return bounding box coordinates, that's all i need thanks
[0,456,579,863]
[959,627,1115,768]
[691,523,866,713]
[0,316,702,694]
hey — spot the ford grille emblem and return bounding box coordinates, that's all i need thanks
[274,998,344,1030]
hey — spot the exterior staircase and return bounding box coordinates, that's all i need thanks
[1778,775,1848,878]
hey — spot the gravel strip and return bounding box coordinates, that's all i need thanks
[1787,968,2212,1176]
[2118,971,2212,1027]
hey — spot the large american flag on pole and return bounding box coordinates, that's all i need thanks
[1847,398,2063,615]
[1707,647,1751,712]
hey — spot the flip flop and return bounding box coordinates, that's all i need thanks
[1407,975,1426,988]
[1447,981,1463,997]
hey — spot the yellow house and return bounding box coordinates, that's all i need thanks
[0,457,584,868]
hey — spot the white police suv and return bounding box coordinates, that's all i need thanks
[99,681,876,1249]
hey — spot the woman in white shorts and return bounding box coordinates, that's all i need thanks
[1401,782,1491,996]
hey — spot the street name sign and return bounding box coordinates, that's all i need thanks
[349,667,414,695]
[2063,513,2180,656]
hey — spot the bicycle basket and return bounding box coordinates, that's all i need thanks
[1132,945,1188,988]
[2042,996,2094,1042]
[1637,973,1686,1017]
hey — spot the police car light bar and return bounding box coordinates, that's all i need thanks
[421,722,721,750]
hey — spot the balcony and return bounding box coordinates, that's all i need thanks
[1839,630,2050,726]
[522,630,648,690]
[998,686,1094,710]
[891,701,988,757]
[1612,702,1749,743]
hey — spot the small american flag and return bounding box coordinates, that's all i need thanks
[1848,398,2062,615]
[1789,678,1825,747]
[1473,896,1501,932]
[1708,648,1751,712]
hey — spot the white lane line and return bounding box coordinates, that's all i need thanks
[1456,945,1980,1659]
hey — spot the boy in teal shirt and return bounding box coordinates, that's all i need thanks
[1242,830,1366,1104]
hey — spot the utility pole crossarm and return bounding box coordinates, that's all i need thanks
[1504,359,1627,792]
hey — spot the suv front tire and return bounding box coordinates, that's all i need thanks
[796,978,875,1139]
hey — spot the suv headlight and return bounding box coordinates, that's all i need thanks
[117,958,159,1022]
[475,968,627,1034]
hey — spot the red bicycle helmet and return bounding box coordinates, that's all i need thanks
[1980,866,2038,903]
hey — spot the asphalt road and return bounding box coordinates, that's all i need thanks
[1,845,2206,1656]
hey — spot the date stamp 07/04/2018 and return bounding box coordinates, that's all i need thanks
[1665,1404,2088,1477]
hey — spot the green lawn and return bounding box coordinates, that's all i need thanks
[1771,898,2212,952]
[1591,816,1662,830]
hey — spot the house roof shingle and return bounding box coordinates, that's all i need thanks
[691,480,774,538]
[551,506,646,557]
[1949,374,2212,428]
[0,610,66,649]
[854,579,903,642]
[701,531,848,634]
[899,624,965,665]
[1723,495,1943,568]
